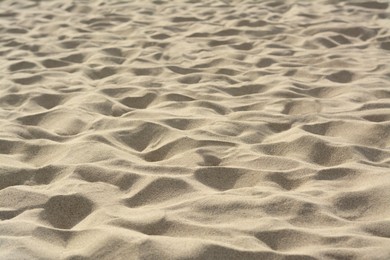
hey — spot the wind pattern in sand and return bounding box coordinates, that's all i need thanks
[1,0,390,259]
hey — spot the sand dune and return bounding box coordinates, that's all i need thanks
[1,0,390,259]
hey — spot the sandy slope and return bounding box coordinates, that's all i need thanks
[1,0,390,259]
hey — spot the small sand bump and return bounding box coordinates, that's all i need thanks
[73,165,140,190]
[32,93,64,109]
[102,47,123,57]
[326,70,354,83]
[132,67,163,76]
[219,84,267,96]
[348,1,389,9]
[60,53,84,63]
[151,33,171,40]
[9,61,37,71]
[255,229,321,251]
[194,167,244,191]
[86,66,117,80]
[120,92,156,109]
[237,19,267,27]
[256,58,276,68]
[333,192,371,220]
[362,221,390,238]
[230,42,253,50]
[172,16,201,23]
[123,177,192,207]
[380,41,390,50]
[60,40,83,49]
[42,194,94,229]
[178,74,202,84]
[315,167,355,180]
[13,75,42,85]
[7,28,28,34]
[266,172,302,190]
[42,59,69,68]
[214,29,241,36]
[167,66,200,75]
[208,39,233,47]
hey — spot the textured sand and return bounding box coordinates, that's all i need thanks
[1,0,390,259]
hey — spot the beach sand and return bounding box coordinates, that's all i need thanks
[1,0,390,259]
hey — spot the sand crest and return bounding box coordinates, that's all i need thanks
[1,0,390,259]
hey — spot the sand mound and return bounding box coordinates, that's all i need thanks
[1,0,390,259]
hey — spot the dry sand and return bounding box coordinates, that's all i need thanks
[1,0,390,259]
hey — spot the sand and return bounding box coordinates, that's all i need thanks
[1,0,390,259]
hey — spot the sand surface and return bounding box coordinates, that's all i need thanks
[1,0,390,259]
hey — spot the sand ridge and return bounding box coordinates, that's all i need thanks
[1,0,390,259]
